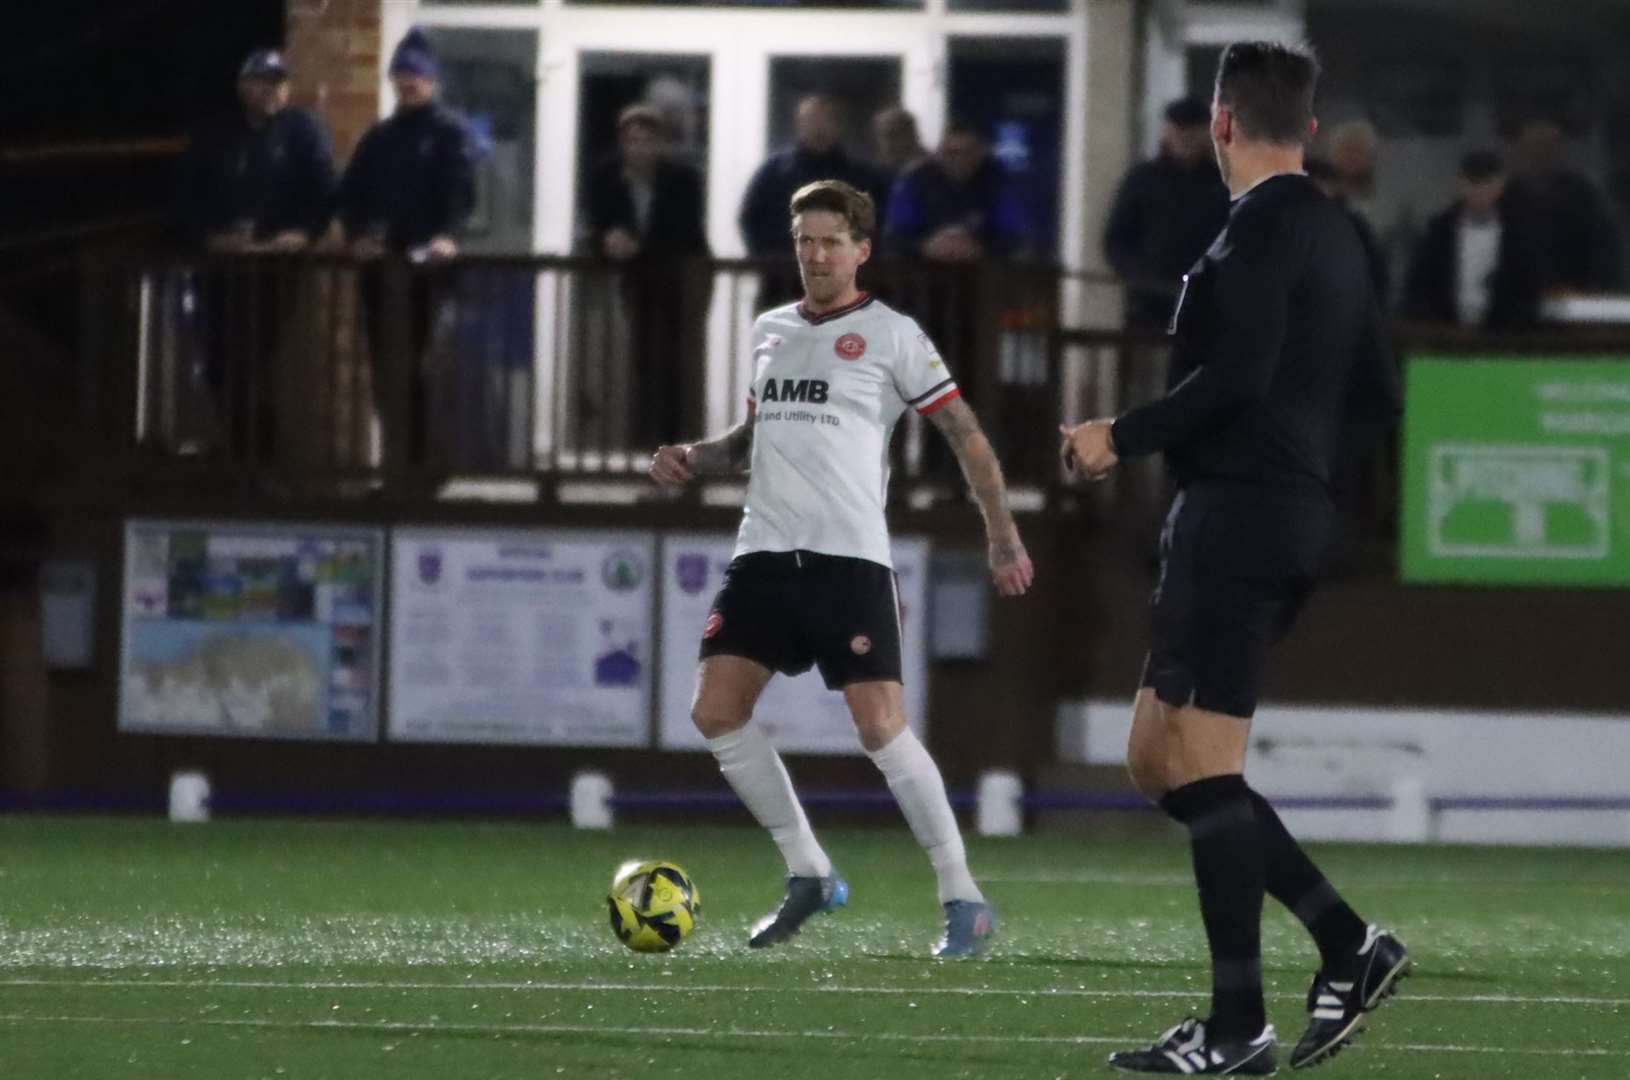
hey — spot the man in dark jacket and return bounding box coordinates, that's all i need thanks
[1504,119,1623,298]
[886,122,1030,261]
[1102,97,1231,329]
[1064,42,1408,1076]
[339,30,478,260]
[738,95,890,307]
[173,49,336,465]
[1403,150,1542,328]
[175,49,336,252]
[885,122,1030,494]
[339,28,480,481]
[584,104,712,448]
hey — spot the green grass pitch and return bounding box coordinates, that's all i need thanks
[0,816,1626,1078]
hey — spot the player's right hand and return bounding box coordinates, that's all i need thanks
[988,533,1034,597]
[649,444,695,486]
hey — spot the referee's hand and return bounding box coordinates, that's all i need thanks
[988,533,1034,597]
[650,444,695,486]
[1059,421,1119,481]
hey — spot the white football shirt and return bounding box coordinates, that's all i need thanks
[734,293,960,568]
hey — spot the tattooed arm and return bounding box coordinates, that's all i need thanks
[927,398,1035,596]
[648,414,755,485]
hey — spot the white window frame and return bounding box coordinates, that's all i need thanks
[400,0,1088,452]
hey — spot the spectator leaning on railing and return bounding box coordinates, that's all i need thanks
[583,103,712,448]
[1102,97,1230,330]
[885,120,1030,263]
[338,29,477,261]
[174,48,337,253]
[338,27,481,479]
[1402,150,1544,329]
[1502,118,1624,299]
[171,48,337,464]
[884,121,1031,497]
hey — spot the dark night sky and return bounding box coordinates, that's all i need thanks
[2,0,285,142]
[2,1,285,240]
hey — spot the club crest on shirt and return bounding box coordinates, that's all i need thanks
[834,333,866,361]
[765,333,784,349]
[850,634,872,655]
[703,612,724,639]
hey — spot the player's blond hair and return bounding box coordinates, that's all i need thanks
[789,180,876,242]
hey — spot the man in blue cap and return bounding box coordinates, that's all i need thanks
[339,28,481,482]
[174,48,337,251]
[172,48,337,468]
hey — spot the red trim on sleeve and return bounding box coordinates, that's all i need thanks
[916,387,962,416]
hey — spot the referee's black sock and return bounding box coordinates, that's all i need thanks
[1248,788,1368,972]
[1160,774,1266,1042]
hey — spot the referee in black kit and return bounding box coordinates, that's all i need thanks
[1061,43,1408,1074]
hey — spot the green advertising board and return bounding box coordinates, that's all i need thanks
[1401,357,1630,587]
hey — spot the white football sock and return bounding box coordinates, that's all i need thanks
[706,725,832,879]
[867,727,984,904]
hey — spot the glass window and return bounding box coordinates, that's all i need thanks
[948,0,1068,11]
[424,27,538,253]
[569,0,920,8]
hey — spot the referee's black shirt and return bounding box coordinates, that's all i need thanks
[1110,173,1401,493]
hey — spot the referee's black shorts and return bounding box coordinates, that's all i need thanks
[1141,484,1333,718]
[699,550,903,690]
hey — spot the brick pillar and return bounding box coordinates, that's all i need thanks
[286,0,383,163]
[285,0,385,481]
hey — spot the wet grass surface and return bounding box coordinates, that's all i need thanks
[0,817,1626,1078]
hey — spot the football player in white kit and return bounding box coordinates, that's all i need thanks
[650,180,1034,956]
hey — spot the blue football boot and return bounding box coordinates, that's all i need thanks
[747,873,849,948]
[933,899,997,958]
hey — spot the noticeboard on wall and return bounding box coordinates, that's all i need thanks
[119,520,384,741]
[387,528,655,747]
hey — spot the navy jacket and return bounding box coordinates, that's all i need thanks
[174,106,336,244]
[584,159,710,259]
[1112,175,1401,493]
[1403,198,1544,328]
[1503,170,1623,294]
[339,102,479,251]
[737,147,891,257]
[886,157,1030,258]
[1102,153,1231,327]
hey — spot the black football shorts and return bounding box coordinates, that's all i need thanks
[699,550,904,689]
[1141,485,1333,718]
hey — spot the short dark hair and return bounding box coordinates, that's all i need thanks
[1214,41,1320,146]
[1459,149,1504,181]
[942,118,983,142]
[1165,97,1211,128]
[616,103,666,137]
[789,180,876,242]
[874,105,918,136]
